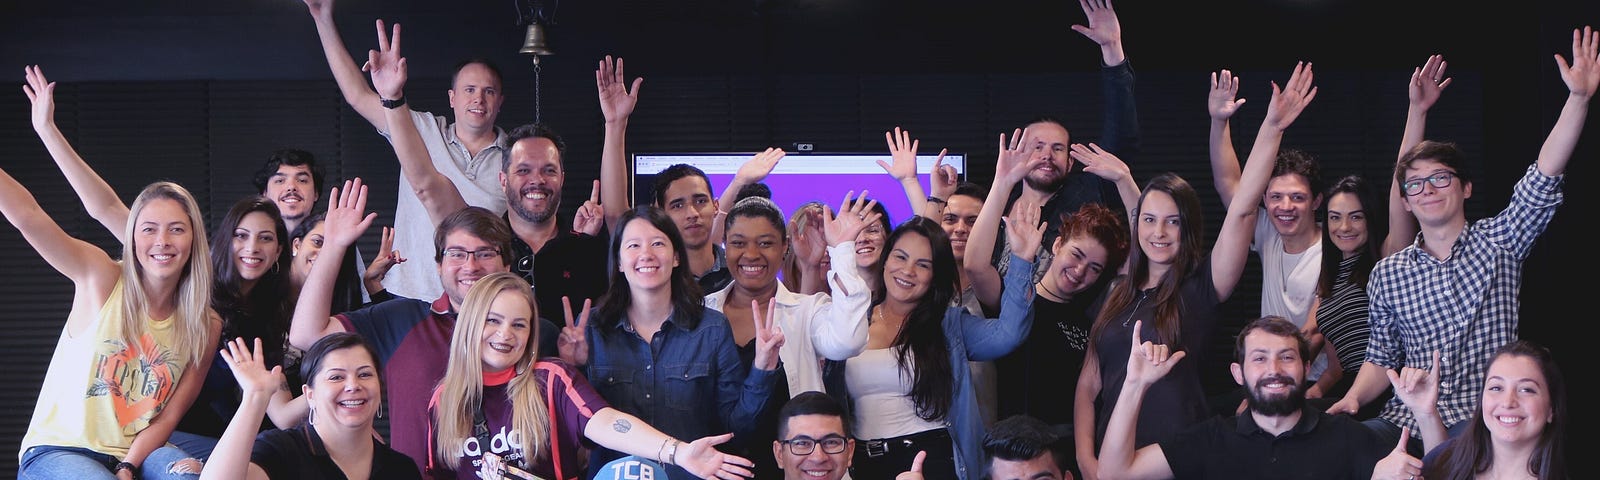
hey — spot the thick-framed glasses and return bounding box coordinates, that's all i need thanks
[1402,171,1455,196]
[779,435,849,455]
[442,248,502,264]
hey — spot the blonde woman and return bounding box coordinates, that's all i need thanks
[7,168,220,479]
[430,272,756,480]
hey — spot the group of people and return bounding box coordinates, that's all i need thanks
[4,0,1589,478]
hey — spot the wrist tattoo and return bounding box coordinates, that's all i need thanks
[613,418,632,433]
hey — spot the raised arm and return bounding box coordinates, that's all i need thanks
[585,408,755,479]
[1540,25,1600,178]
[1385,55,1451,256]
[1206,69,1248,208]
[303,0,387,128]
[1212,62,1317,300]
[1072,0,1125,68]
[811,193,880,360]
[24,66,130,240]
[366,20,467,224]
[200,338,282,480]
[289,179,376,349]
[0,165,121,331]
[880,127,935,220]
[597,55,643,231]
[964,128,1041,311]
[1072,142,1142,220]
[1096,321,1182,480]
[710,147,786,241]
[924,155,959,219]
[960,208,1040,360]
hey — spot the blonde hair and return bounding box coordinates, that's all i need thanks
[120,181,213,367]
[434,272,549,468]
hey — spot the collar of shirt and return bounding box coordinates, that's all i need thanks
[430,293,456,316]
[705,281,805,310]
[1232,405,1321,438]
[443,122,511,152]
[614,308,688,336]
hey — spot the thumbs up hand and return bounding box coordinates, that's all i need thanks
[1371,427,1424,480]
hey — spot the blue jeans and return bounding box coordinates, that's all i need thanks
[165,432,218,462]
[19,445,198,480]
[1362,417,1473,458]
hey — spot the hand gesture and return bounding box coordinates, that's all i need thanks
[362,20,407,101]
[894,451,927,480]
[1072,142,1132,185]
[1002,198,1046,263]
[324,178,378,250]
[1386,350,1441,418]
[996,127,1042,186]
[573,180,604,236]
[363,226,407,285]
[751,298,785,370]
[734,147,785,186]
[1409,54,1452,111]
[1325,395,1361,416]
[22,65,58,132]
[1261,62,1319,132]
[928,151,958,200]
[1069,0,1122,49]
[824,191,882,250]
[791,206,829,268]
[1371,427,1423,480]
[1556,26,1600,100]
[1208,69,1247,121]
[596,55,643,123]
[558,297,593,366]
[676,433,756,480]
[880,127,923,183]
[302,0,334,21]
[1124,320,1186,387]
[220,337,287,398]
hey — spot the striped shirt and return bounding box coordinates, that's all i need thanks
[1366,164,1562,430]
[1317,254,1371,374]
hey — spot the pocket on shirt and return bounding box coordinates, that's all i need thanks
[591,365,637,399]
[660,362,713,411]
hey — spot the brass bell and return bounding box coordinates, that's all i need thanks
[520,22,553,59]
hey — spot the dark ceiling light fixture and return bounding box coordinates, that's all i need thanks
[514,0,557,123]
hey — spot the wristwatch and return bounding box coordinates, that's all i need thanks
[115,461,140,479]
[381,96,407,109]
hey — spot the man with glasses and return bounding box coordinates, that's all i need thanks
[773,392,855,480]
[1327,29,1599,452]
[290,206,558,473]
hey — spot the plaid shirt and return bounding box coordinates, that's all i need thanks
[1366,164,1563,430]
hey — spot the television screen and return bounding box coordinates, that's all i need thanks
[631,152,967,229]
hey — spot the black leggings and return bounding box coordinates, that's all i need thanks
[849,428,957,480]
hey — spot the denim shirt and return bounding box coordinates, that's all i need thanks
[824,254,1037,480]
[583,306,780,479]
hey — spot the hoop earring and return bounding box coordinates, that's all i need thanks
[308,406,316,425]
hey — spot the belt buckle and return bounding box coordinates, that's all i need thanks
[865,440,888,457]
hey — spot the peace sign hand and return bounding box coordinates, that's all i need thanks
[574,180,604,236]
[363,20,407,101]
[558,296,593,366]
[751,299,785,371]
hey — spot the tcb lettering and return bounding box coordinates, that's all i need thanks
[603,460,655,480]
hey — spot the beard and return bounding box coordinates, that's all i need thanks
[1246,374,1306,417]
[1023,167,1068,192]
[507,184,559,224]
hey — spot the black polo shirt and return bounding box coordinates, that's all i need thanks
[251,424,423,479]
[1160,406,1392,479]
[507,218,610,327]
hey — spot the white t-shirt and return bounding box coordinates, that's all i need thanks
[1252,210,1327,378]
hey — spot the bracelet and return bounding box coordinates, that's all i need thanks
[666,439,681,465]
[115,461,139,479]
[926,195,947,205]
[657,437,671,465]
[380,96,407,109]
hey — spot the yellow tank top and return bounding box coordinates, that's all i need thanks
[20,279,190,460]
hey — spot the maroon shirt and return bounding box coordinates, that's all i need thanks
[429,360,610,480]
[337,294,458,474]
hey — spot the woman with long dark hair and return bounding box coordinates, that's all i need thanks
[1301,174,1387,406]
[826,214,1039,480]
[1418,340,1568,479]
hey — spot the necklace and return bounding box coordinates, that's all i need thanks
[1038,279,1072,303]
[1122,289,1149,327]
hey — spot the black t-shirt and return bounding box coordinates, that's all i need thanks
[1161,408,1391,479]
[506,220,610,328]
[251,424,424,479]
[995,292,1097,426]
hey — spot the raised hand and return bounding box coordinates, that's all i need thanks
[1072,142,1132,185]
[302,0,334,21]
[734,147,786,186]
[894,451,927,480]
[1386,350,1441,418]
[363,226,406,286]
[573,180,604,236]
[219,337,286,399]
[324,178,378,250]
[676,433,756,480]
[1002,198,1046,263]
[1124,320,1186,387]
[1070,0,1122,49]
[1409,54,1452,111]
[880,127,923,183]
[1262,61,1318,131]
[750,298,785,371]
[596,55,643,123]
[824,190,882,249]
[558,296,593,366]
[362,20,406,101]
[22,65,58,132]
[928,151,958,200]
[1371,427,1423,480]
[792,205,829,266]
[1556,26,1600,100]
[996,127,1042,186]
[1208,69,1247,121]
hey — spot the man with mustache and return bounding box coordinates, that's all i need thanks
[1094,316,1417,479]
[252,148,324,233]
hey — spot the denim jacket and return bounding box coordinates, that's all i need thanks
[824,254,1037,480]
[583,306,780,479]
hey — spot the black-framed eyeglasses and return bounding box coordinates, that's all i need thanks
[441,247,502,264]
[1402,171,1455,196]
[779,434,850,455]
